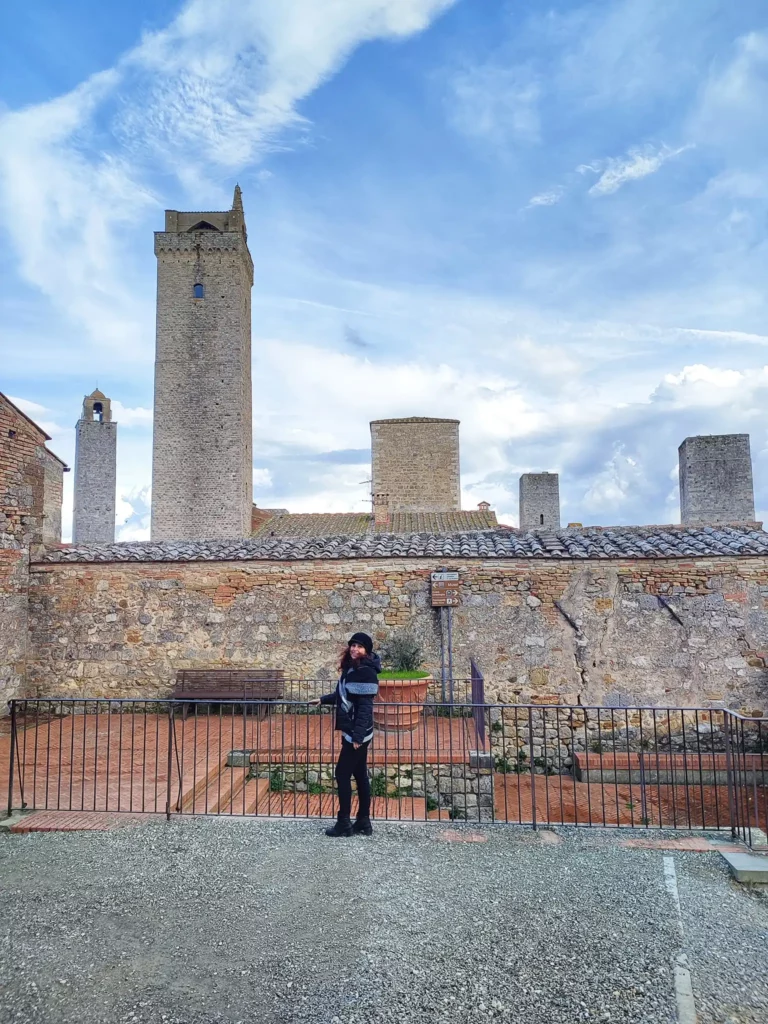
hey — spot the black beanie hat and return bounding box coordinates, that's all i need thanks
[348,631,373,655]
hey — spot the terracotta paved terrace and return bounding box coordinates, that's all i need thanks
[3,707,766,836]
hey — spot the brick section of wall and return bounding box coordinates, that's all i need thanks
[0,393,48,548]
[519,473,561,529]
[370,418,460,513]
[151,220,253,541]
[679,434,755,525]
[0,547,28,703]
[73,419,116,543]
[26,554,768,711]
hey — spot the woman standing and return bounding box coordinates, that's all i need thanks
[315,632,380,837]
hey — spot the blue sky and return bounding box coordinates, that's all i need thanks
[1,0,768,540]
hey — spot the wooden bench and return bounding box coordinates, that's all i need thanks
[173,669,285,719]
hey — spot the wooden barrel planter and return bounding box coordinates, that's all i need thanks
[374,676,431,732]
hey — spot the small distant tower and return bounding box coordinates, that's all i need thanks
[370,418,460,513]
[151,186,253,540]
[73,390,117,543]
[679,434,755,525]
[519,472,560,530]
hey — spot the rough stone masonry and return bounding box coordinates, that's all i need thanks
[26,526,768,712]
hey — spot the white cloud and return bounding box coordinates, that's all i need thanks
[448,64,540,145]
[110,401,153,428]
[587,143,692,196]
[253,467,273,490]
[6,395,49,417]
[525,188,564,209]
[0,0,457,350]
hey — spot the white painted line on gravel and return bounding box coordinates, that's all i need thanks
[663,855,698,1024]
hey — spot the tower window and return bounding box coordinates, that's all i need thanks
[539,513,544,525]
[193,283,204,299]
[8,429,16,438]
[93,402,103,422]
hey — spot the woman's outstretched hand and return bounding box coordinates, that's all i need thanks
[309,698,321,706]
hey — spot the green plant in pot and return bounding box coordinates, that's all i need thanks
[376,631,431,732]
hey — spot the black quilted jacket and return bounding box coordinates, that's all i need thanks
[320,653,380,744]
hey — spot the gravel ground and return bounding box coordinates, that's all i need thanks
[674,850,768,1023]
[0,818,765,1024]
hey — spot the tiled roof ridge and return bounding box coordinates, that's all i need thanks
[369,417,460,424]
[35,524,768,564]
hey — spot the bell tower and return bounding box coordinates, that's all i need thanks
[151,186,253,540]
[73,389,117,543]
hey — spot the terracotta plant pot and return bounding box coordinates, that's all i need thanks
[374,676,431,732]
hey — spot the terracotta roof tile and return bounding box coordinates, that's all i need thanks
[39,524,768,564]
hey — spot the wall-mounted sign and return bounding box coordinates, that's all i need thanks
[431,571,460,607]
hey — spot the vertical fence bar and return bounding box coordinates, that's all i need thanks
[165,702,174,821]
[724,711,737,840]
[7,701,16,816]
[528,707,537,831]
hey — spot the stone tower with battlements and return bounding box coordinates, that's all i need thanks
[151,186,253,540]
[679,434,755,525]
[370,417,460,513]
[73,390,117,544]
[519,472,561,530]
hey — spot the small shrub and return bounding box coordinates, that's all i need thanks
[494,749,529,775]
[269,768,287,792]
[383,631,423,673]
[370,772,388,798]
[426,795,439,812]
[448,807,467,821]
[590,739,604,754]
[307,781,324,795]
[491,719,503,734]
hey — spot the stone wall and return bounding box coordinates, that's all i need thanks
[370,418,461,513]
[679,434,755,525]
[42,451,64,546]
[519,473,561,530]
[73,417,116,543]
[0,547,29,704]
[25,554,768,711]
[151,219,253,542]
[1,393,57,704]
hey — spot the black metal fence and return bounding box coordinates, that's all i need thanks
[5,698,766,847]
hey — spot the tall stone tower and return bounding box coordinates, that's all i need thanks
[151,186,253,540]
[519,472,560,530]
[370,417,461,513]
[73,390,117,543]
[679,434,755,525]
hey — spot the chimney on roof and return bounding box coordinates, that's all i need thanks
[373,493,390,527]
[678,434,755,525]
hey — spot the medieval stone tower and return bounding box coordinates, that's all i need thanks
[519,472,561,530]
[370,417,461,513]
[72,389,116,543]
[679,434,755,525]
[151,187,253,541]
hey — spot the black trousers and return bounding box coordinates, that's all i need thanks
[335,739,371,819]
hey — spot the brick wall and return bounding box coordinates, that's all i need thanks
[370,418,461,513]
[26,554,768,711]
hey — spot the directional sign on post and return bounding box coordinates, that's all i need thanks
[431,571,460,607]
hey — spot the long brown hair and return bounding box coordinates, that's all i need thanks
[338,645,353,674]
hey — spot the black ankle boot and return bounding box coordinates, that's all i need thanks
[325,817,353,837]
[352,816,373,837]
